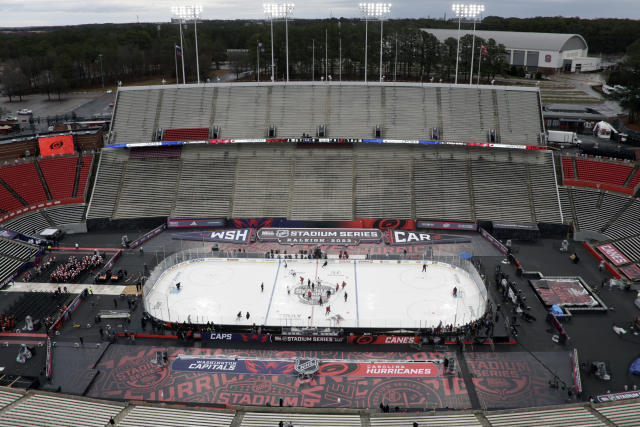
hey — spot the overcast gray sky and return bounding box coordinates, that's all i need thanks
[0,0,638,27]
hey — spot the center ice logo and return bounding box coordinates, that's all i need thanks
[294,283,335,305]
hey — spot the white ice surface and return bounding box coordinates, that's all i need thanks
[145,258,486,329]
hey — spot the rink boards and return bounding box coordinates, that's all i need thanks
[145,258,487,330]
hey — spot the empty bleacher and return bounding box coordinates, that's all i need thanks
[1,204,85,236]
[2,210,50,235]
[575,158,633,186]
[1,387,639,427]
[163,127,209,142]
[86,144,563,223]
[595,400,640,426]
[113,158,180,219]
[414,146,473,221]
[118,404,234,427]
[0,183,25,212]
[570,188,629,234]
[0,236,38,283]
[0,393,124,427]
[484,405,605,426]
[46,204,86,226]
[173,145,238,218]
[129,146,182,159]
[290,148,354,220]
[562,157,574,179]
[0,161,47,205]
[355,145,412,219]
[240,411,362,426]
[0,237,38,261]
[471,153,532,222]
[38,155,78,200]
[0,387,24,410]
[86,149,129,219]
[232,145,293,218]
[76,154,94,198]
[370,412,482,426]
[611,236,640,262]
[111,83,543,144]
[603,198,640,239]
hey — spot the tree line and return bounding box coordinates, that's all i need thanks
[0,17,639,101]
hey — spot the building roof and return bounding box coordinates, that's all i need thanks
[421,29,588,52]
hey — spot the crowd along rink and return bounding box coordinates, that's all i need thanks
[144,258,487,329]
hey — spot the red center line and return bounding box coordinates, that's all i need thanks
[311,259,320,325]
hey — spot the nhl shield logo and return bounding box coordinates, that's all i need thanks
[294,358,319,375]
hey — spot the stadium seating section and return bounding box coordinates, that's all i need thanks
[0,155,94,217]
[0,386,638,427]
[1,204,86,236]
[163,127,209,141]
[87,144,563,224]
[0,162,47,205]
[562,155,639,195]
[38,155,78,200]
[110,83,544,146]
[0,237,39,284]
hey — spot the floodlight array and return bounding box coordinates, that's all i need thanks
[171,5,203,20]
[451,3,484,18]
[359,2,392,19]
[263,3,295,19]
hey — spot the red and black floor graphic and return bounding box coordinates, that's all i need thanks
[465,352,574,409]
[86,345,470,409]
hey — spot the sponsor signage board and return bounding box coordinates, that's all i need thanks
[619,263,640,281]
[350,362,438,377]
[347,335,421,345]
[200,332,269,342]
[416,220,477,231]
[271,335,345,343]
[38,134,74,156]
[172,229,255,243]
[596,390,640,402]
[598,243,631,266]
[478,227,508,254]
[257,228,382,246]
[167,218,227,229]
[386,230,472,245]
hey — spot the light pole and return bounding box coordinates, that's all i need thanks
[312,39,315,81]
[172,5,203,84]
[359,3,392,83]
[257,41,262,82]
[451,3,484,85]
[170,6,187,84]
[264,3,295,82]
[468,4,484,85]
[98,54,104,88]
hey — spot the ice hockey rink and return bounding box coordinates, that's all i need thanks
[144,258,487,329]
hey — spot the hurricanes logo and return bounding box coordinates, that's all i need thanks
[294,283,334,305]
[50,141,64,150]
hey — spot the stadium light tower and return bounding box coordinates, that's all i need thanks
[172,4,203,84]
[468,4,484,85]
[451,3,484,85]
[264,3,295,82]
[359,3,392,83]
